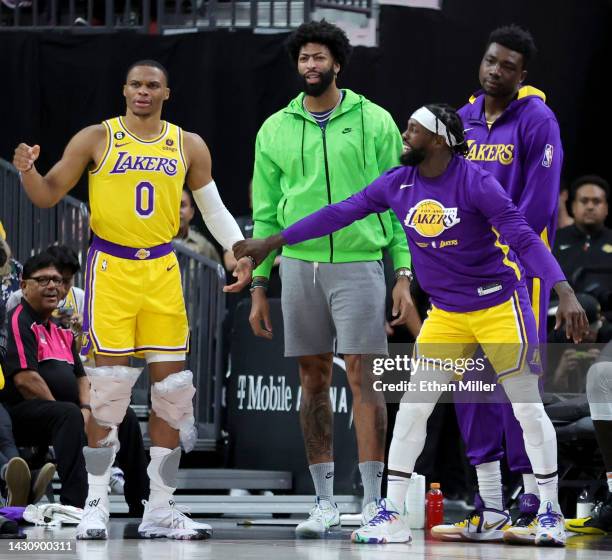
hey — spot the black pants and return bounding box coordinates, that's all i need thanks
[116,407,149,515]
[0,403,19,468]
[7,400,148,511]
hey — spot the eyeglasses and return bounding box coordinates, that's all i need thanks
[26,275,64,287]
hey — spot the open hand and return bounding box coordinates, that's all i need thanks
[223,256,253,293]
[554,289,589,343]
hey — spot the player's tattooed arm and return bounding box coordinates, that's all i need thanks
[14,125,105,208]
[300,389,334,464]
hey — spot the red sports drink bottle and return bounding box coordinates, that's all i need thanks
[426,482,444,532]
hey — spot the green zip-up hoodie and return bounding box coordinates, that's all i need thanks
[252,89,411,278]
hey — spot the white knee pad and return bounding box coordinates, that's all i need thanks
[388,401,436,473]
[86,366,141,429]
[151,370,197,452]
[393,401,436,442]
[511,400,557,473]
[587,362,612,420]
[512,403,555,445]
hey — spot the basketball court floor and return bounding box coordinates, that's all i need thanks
[3,518,611,560]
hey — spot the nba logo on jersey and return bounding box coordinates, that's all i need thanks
[542,144,554,168]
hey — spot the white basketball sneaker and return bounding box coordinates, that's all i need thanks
[76,498,109,540]
[535,501,566,547]
[138,500,212,540]
[361,500,380,525]
[352,499,412,544]
[295,497,341,538]
[431,507,511,542]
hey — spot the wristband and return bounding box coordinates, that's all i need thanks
[250,278,269,293]
[80,403,92,411]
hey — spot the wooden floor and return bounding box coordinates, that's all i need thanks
[2,519,611,560]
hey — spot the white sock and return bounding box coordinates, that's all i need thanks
[607,473,612,494]
[82,446,115,512]
[386,471,412,511]
[522,473,539,497]
[147,446,179,508]
[476,461,503,510]
[536,473,559,512]
[86,472,111,512]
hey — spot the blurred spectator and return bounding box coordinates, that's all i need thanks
[557,185,574,230]
[2,252,148,511]
[553,175,612,312]
[173,189,222,264]
[0,410,56,507]
[2,286,56,507]
[564,341,612,533]
[7,245,84,326]
[549,293,612,344]
[548,294,612,393]
[0,237,22,308]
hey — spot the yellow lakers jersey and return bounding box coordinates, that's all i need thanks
[89,116,187,247]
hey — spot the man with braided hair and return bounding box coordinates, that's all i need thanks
[433,25,565,545]
[13,59,252,540]
[234,103,587,546]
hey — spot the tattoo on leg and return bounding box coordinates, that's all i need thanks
[374,404,387,445]
[300,390,333,464]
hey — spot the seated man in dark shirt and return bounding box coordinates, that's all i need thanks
[2,252,148,512]
[554,175,612,314]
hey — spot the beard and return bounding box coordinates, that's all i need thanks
[301,68,336,97]
[481,79,516,99]
[400,147,427,166]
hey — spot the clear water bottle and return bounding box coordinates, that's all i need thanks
[576,487,593,518]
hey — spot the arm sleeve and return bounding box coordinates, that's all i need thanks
[192,181,244,251]
[282,172,393,246]
[5,308,39,376]
[516,118,563,241]
[470,174,566,285]
[374,113,412,270]
[251,130,283,279]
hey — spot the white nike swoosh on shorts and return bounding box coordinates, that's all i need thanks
[400,183,414,189]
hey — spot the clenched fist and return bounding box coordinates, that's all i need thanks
[13,143,40,173]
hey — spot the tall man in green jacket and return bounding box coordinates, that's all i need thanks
[249,20,414,537]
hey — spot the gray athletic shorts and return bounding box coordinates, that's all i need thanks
[280,257,388,357]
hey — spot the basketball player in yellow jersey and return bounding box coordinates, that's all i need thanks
[13,60,253,540]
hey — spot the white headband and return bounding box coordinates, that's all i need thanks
[410,106,459,148]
